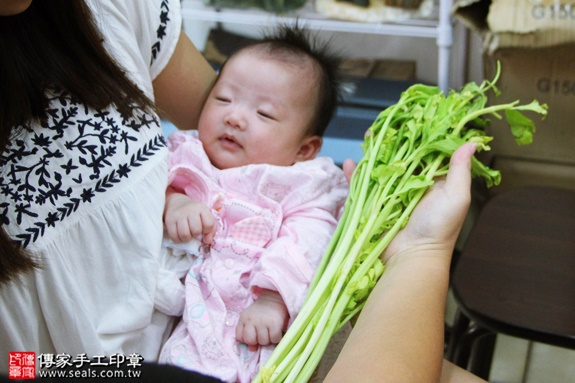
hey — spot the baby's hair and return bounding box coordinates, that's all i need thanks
[222,24,343,137]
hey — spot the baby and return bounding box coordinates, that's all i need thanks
[159,25,348,383]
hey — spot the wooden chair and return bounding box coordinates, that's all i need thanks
[445,185,575,379]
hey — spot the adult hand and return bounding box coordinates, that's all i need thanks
[342,158,356,184]
[382,142,476,263]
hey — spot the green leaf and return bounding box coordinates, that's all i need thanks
[505,109,536,145]
[515,100,549,116]
[396,175,434,205]
[471,158,501,187]
[372,161,406,182]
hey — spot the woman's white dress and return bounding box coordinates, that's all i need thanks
[0,0,187,372]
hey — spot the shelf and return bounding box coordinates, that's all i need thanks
[181,0,454,91]
[181,0,441,38]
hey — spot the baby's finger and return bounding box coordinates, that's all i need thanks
[200,211,215,231]
[269,326,283,344]
[165,222,180,243]
[200,211,216,244]
[186,216,204,238]
[202,229,215,245]
[235,323,245,344]
[256,327,270,346]
[176,219,193,243]
[241,324,258,346]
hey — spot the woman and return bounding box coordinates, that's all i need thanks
[0,0,215,370]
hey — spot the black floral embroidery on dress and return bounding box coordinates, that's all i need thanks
[0,90,166,248]
[151,0,171,65]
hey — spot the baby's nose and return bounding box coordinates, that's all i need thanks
[224,110,246,130]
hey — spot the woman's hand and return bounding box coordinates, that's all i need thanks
[342,158,356,184]
[342,142,476,264]
[382,142,475,263]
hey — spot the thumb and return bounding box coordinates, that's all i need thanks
[445,143,475,193]
[342,158,357,183]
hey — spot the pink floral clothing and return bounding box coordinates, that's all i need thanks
[159,131,348,382]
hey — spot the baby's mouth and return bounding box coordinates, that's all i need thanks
[220,134,241,149]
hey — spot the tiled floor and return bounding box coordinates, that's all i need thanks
[488,334,575,383]
[445,291,575,383]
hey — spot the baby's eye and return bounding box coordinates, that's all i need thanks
[257,110,275,120]
[215,96,231,103]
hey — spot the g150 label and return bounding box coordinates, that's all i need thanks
[537,78,575,96]
[531,3,575,19]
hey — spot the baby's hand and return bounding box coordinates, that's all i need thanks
[236,289,288,347]
[164,190,216,244]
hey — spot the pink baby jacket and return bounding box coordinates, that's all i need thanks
[159,131,348,382]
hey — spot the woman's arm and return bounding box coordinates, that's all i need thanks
[325,143,486,383]
[152,30,216,131]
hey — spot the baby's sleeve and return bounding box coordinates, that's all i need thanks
[249,159,349,320]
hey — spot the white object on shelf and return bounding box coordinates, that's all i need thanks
[314,0,435,24]
[180,0,454,91]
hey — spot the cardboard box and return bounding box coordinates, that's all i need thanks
[488,156,575,194]
[454,0,575,194]
[483,44,575,165]
[485,45,575,193]
[454,0,575,53]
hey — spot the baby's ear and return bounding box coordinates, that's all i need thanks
[296,135,322,162]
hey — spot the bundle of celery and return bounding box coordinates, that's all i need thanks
[252,66,547,383]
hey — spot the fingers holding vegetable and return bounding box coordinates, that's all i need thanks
[444,141,474,191]
[382,142,475,263]
[342,158,357,183]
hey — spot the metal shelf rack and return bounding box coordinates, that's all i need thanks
[180,0,455,91]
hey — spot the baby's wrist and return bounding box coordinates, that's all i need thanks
[258,289,284,304]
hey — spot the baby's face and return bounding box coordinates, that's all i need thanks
[197,51,319,169]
